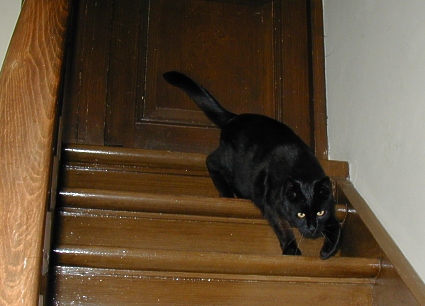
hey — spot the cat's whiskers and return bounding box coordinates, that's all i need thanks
[321,229,332,244]
[286,235,297,246]
[297,234,304,249]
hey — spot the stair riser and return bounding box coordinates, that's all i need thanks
[52,266,373,306]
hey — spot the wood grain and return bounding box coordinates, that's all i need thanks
[276,0,311,146]
[52,266,374,305]
[310,0,330,159]
[104,0,148,147]
[58,188,348,221]
[0,0,70,305]
[54,245,380,279]
[62,143,349,178]
[60,0,330,155]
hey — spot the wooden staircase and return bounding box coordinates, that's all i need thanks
[49,144,382,305]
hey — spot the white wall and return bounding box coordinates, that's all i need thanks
[0,1,21,69]
[324,0,425,282]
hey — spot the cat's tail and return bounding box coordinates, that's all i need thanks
[163,71,236,128]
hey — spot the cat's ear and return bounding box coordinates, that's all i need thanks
[283,176,300,201]
[315,176,332,198]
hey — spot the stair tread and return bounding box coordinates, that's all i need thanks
[57,190,348,256]
[59,188,260,219]
[63,144,349,178]
[54,245,380,280]
[59,188,348,220]
[53,266,374,305]
[61,144,349,197]
[62,166,219,197]
[57,206,319,256]
[54,265,375,285]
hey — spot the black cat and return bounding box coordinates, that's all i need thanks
[163,71,341,259]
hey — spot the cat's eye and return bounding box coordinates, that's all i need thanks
[317,210,325,217]
[297,212,305,218]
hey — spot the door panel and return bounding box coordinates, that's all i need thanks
[143,0,274,124]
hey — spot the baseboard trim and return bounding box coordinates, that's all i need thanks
[336,178,425,305]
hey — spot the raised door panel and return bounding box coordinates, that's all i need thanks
[137,0,274,152]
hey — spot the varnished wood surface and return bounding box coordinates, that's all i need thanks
[56,206,326,256]
[61,144,349,199]
[54,245,380,279]
[57,207,286,256]
[62,0,277,152]
[52,266,374,305]
[61,0,329,155]
[56,189,347,257]
[63,144,349,178]
[275,0,311,145]
[59,188,261,218]
[310,0,330,159]
[62,165,218,196]
[60,146,351,214]
[50,144,383,304]
[58,188,348,221]
[0,0,70,305]
[63,144,208,173]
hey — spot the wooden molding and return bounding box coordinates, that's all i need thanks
[0,0,70,305]
[309,0,329,159]
[336,178,425,305]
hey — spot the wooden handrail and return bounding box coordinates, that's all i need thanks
[0,0,71,305]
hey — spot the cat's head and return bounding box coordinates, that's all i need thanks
[281,176,334,239]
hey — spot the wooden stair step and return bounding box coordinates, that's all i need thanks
[63,144,349,178]
[52,266,374,305]
[63,144,209,174]
[59,188,260,218]
[57,189,348,256]
[61,165,218,197]
[56,207,324,256]
[54,245,380,279]
[51,145,372,305]
[61,144,349,197]
[59,188,348,221]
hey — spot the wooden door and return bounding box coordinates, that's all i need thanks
[61,0,324,154]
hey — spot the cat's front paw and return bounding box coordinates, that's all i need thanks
[283,246,302,256]
[320,243,338,260]
[320,217,342,260]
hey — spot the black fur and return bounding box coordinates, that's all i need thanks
[163,71,341,259]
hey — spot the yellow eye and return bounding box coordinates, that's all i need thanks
[297,212,305,218]
[317,211,325,217]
